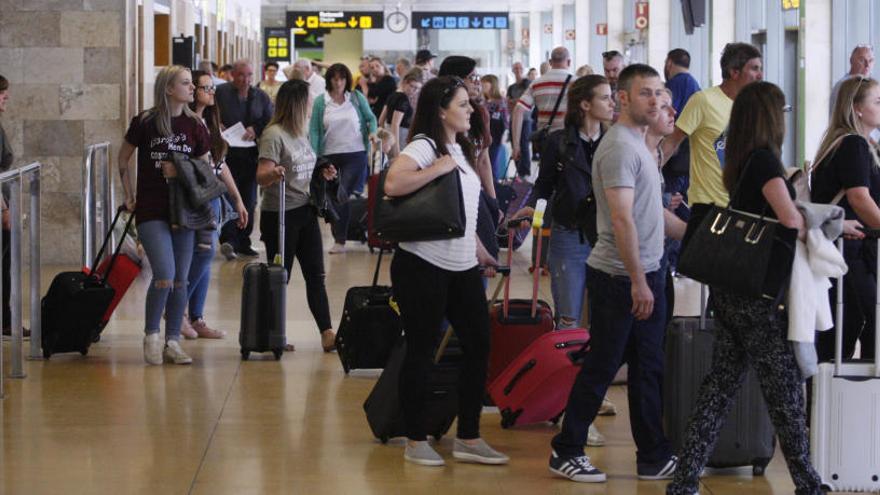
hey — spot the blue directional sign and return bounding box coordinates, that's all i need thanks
[412,12,510,30]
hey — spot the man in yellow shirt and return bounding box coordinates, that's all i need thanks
[662,43,763,206]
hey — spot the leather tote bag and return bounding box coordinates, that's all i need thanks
[678,155,797,300]
[372,137,466,243]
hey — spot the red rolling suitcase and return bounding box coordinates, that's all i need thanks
[366,150,396,252]
[487,217,555,385]
[489,328,589,428]
[92,243,141,331]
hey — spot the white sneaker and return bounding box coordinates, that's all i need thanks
[143,333,163,365]
[163,340,192,365]
[587,424,606,447]
[328,243,347,254]
[598,397,617,416]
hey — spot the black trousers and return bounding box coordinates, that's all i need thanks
[259,206,332,333]
[220,147,258,250]
[817,239,877,361]
[390,248,490,441]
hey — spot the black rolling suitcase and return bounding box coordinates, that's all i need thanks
[335,249,401,373]
[664,285,776,475]
[363,329,461,443]
[41,207,135,358]
[239,180,287,360]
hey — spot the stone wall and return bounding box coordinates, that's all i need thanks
[0,0,127,264]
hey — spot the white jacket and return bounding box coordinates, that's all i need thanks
[787,202,847,343]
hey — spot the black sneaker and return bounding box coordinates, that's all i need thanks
[548,450,606,482]
[236,246,259,257]
[637,455,678,480]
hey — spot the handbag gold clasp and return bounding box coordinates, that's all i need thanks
[745,223,766,244]
[710,213,731,235]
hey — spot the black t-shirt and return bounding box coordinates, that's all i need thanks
[811,135,880,221]
[383,91,413,129]
[728,148,794,218]
[368,75,397,117]
[124,113,210,225]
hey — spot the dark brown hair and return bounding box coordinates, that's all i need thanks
[722,81,786,193]
[564,74,609,128]
[0,74,8,92]
[720,43,762,80]
[190,70,227,163]
[408,76,476,168]
[324,63,353,92]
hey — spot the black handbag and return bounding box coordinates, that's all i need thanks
[372,137,467,243]
[678,154,797,300]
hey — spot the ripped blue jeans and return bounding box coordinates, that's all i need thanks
[547,225,591,329]
[138,220,195,341]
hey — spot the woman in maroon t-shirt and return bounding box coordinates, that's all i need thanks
[117,65,211,366]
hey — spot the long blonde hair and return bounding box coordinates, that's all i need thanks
[143,65,199,137]
[813,76,880,169]
[268,79,309,138]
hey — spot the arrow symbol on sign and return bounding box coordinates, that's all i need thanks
[421,18,430,28]
[348,17,358,27]
[295,16,305,28]
[472,17,481,28]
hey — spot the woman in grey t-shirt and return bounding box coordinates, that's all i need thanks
[256,79,339,352]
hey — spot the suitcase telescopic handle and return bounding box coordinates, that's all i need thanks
[275,177,285,266]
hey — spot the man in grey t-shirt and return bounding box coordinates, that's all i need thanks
[549,64,686,484]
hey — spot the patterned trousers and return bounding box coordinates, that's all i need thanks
[666,289,823,495]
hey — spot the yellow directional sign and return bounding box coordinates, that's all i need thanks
[286,11,384,30]
[264,27,291,62]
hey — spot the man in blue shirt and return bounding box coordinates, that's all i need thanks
[662,49,701,273]
[664,49,701,114]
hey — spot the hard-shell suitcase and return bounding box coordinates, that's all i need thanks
[488,328,589,428]
[811,235,880,492]
[363,328,462,443]
[664,285,776,475]
[366,150,396,251]
[41,207,135,358]
[347,197,368,244]
[239,181,287,360]
[335,249,401,373]
[487,217,554,385]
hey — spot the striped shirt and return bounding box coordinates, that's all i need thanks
[516,68,572,130]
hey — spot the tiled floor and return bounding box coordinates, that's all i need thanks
[1,227,807,494]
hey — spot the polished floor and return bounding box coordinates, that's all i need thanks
[1,225,811,494]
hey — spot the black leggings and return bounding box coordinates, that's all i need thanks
[259,206,332,333]
[390,248,491,441]
[817,241,876,361]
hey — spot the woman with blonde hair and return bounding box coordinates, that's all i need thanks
[118,65,211,365]
[257,79,339,352]
[480,74,509,179]
[811,76,880,362]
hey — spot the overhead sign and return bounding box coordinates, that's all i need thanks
[286,11,384,30]
[264,27,290,61]
[635,2,650,30]
[412,12,509,30]
[782,0,800,9]
[293,28,326,49]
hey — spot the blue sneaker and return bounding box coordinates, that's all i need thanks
[548,450,606,482]
[638,455,678,480]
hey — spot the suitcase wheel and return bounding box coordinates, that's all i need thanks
[92,334,101,343]
[241,350,250,361]
[752,458,771,476]
[379,436,389,444]
[550,411,564,425]
[80,348,89,356]
[500,408,519,429]
[272,349,283,360]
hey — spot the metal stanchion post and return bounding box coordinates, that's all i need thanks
[28,169,41,359]
[9,177,24,379]
[0,222,4,398]
[82,147,94,268]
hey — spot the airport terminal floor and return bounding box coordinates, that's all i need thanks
[2,228,808,495]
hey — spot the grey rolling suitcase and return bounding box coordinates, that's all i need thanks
[811,235,880,492]
[239,180,287,361]
[664,285,776,475]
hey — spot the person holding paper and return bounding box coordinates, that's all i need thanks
[215,59,273,259]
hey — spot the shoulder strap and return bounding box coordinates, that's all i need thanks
[410,134,441,158]
[545,74,573,129]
